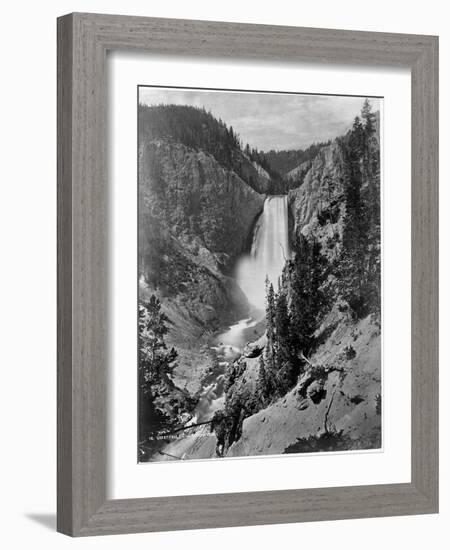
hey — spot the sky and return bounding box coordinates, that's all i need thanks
[139,87,381,152]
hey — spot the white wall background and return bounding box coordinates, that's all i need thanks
[0,1,447,548]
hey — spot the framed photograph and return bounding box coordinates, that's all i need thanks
[57,13,438,536]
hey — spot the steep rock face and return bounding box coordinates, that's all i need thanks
[288,140,346,259]
[140,139,265,270]
[139,139,266,340]
[285,160,311,184]
[231,151,272,194]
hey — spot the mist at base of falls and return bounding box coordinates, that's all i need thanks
[235,195,290,312]
[215,195,290,351]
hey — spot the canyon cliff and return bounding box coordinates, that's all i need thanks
[139,138,266,339]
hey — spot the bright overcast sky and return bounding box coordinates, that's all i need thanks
[139,87,381,152]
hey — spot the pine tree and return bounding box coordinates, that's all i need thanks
[337,116,369,315]
[288,235,321,360]
[361,98,377,136]
[362,100,381,316]
[275,287,290,361]
[265,277,276,351]
[337,102,381,318]
[274,287,297,393]
[256,355,270,405]
[264,278,278,392]
[138,295,179,439]
[139,295,178,385]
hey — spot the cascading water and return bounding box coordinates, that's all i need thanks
[236,195,290,312]
[215,195,290,352]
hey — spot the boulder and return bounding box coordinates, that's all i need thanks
[243,333,267,358]
[297,399,309,411]
[243,341,264,358]
[296,370,315,397]
[307,380,326,404]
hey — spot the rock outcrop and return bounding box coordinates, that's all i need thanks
[288,140,346,259]
[285,160,312,184]
[139,139,266,271]
[243,333,267,358]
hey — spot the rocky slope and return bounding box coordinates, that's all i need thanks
[285,160,312,185]
[227,311,381,456]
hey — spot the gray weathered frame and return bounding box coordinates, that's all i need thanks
[57,12,439,537]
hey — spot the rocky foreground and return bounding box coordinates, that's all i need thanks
[227,311,381,456]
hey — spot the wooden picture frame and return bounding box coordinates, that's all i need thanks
[57,12,438,536]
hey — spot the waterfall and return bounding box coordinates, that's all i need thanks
[236,195,290,312]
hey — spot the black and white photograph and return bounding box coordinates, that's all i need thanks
[137,87,382,462]
[1,0,444,544]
